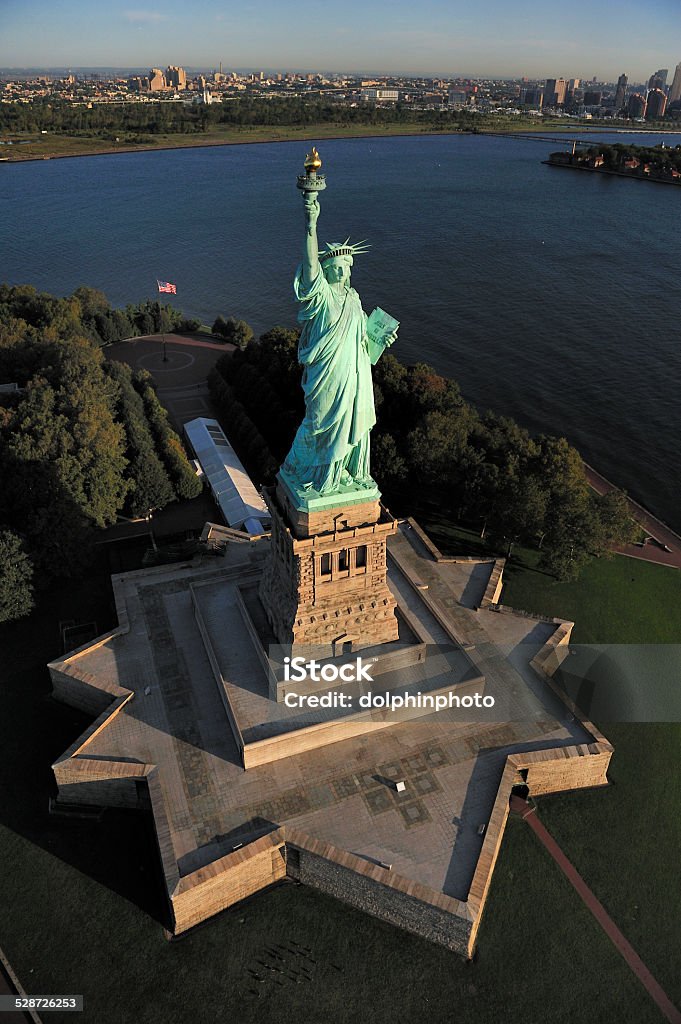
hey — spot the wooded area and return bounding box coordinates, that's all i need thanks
[210,327,636,581]
[0,284,201,622]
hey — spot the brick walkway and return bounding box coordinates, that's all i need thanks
[510,796,681,1024]
[584,463,681,571]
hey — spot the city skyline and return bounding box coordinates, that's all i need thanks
[2,0,680,80]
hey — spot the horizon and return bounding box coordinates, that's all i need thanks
[0,65,668,86]
[2,0,680,82]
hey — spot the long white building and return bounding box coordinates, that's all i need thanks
[183,417,270,534]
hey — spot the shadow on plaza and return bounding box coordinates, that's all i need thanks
[441,731,596,903]
[459,563,495,610]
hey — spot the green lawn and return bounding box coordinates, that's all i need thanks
[419,510,681,643]
[1,123,460,162]
[0,538,679,1022]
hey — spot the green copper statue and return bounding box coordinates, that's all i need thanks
[280,148,399,503]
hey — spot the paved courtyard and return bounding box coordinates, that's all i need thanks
[51,524,589,902]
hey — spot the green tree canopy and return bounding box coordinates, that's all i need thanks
[0,529,34,622]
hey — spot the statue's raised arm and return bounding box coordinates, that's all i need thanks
[280,148,398,501]
[301,193,320,287]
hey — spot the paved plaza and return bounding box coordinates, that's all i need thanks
[50,523,596,920]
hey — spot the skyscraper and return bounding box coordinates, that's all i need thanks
[148,68,166,91]
[544,77,567,106]
[614,74,627,110]
[646,88,667,119]
[648,68,668,91]
[669,62,681,105]
[166,66,187,90]
[627,93,646,119]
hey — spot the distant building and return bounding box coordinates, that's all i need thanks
[627,93,647,119]
[646,88,667,119]
[614,73,628,110]
[583,90,602,106]
[447,89,468,107]
[544,77,567,107]
[648,68,668,91]
[361,88,399,102]
[127,75,149,94]
[148,68,166,92]
[520,87,543,108]
[668,62,681,105]
[166,65,187,90]
[193,88,214,105]
[565,78,580,106]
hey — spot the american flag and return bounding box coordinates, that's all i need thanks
[157,280,177,295]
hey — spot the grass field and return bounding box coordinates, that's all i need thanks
[1,115,663,163]
[1,123,460,162]
[419,512,681,643]
[0,534,679,1022]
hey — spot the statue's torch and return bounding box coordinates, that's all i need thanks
[297,146,326,196]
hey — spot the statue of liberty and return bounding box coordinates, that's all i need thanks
[279,150,398,500]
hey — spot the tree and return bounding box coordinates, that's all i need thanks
[372,432,407,485]
[212,315,229,338]
[106,360,175,516]
[592,489,637,552]
[72,286,108,319]
[176,316,202,333]
[404,412,461,486]
[0,529,34,622]
[213,316,254,350]
[127,451,176,517]
[132,371,202,501]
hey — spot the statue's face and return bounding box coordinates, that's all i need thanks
[323,256,353,287]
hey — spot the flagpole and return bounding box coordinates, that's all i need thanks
[156,279,176,362]
[156,279,168,361]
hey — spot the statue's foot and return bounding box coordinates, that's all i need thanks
[340,470,354,486]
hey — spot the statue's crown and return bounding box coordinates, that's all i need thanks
[319,238,370,264]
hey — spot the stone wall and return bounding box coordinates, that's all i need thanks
[171,832,287,934]
[285,833,472,955]
[50,660,124,717]
[515,747,612,797]
[55,777,143,809]
[53,756,150,810]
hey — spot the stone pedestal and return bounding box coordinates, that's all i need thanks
[276,468,381,537]
[258,483,399,650]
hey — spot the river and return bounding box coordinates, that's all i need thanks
[2,130,680,527]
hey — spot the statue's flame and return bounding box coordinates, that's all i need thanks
[304,146,322,173]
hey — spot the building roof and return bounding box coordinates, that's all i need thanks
[184,417,269,529]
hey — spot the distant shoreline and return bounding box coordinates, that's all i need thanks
[2,127,465,164]
[3,121,681,165]
[545,157,681,187]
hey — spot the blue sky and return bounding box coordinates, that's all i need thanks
[1,0,679,80]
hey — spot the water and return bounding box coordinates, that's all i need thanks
[2,132,680,528]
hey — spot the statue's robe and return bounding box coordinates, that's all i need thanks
[282,263,375,495]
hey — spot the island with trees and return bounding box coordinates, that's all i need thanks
[546,142,681,184]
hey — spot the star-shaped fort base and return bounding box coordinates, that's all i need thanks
[50,521,611,956]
